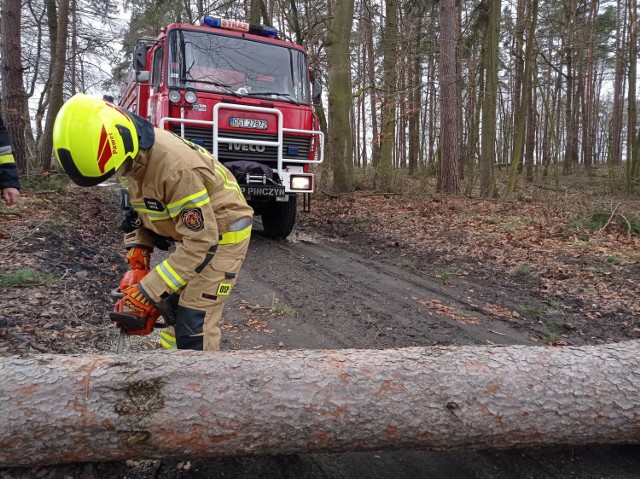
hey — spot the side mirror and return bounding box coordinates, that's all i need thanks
[133,42,148,71]
[312,78,322,104]
[135,71,150,83]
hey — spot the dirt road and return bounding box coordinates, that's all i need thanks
[223,226,536,351]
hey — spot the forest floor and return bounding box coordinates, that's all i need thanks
[1,167,640,478]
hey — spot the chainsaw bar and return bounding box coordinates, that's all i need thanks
[116,328,126,354]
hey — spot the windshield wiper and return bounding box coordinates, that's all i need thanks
[245,91,300,105]
[182,76,242,98]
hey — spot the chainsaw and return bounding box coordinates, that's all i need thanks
[109,288,176,353]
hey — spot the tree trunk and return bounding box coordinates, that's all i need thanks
[249,0,262,24]
[563,0,579,176]
[364,0,380,168]
[376,0,398,192]
[524,85,536,182]
[439,0,460,194]
[609,0,626,169]
[70,0,77,95]
[455,0,464,181]
[37,0,70,172]
[325,0,355,193]
[581,0,598,170]
[408,46,421,176]
[287,0,302,44]
[540,38,553,177]
[408,3,424,177]
[628,0,639,190]
[427,53,437,167]
[510,0,526,170]
[1,342,639,468]
[479,0,500,197]
[0,0,28,172]
[507,0,538,193]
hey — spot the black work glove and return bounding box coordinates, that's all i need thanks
[120,206,142,233]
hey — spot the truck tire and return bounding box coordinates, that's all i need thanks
[261,195,296,239]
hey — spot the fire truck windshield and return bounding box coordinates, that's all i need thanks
[168,29,310,104]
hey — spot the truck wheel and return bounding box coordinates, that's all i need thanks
[261,195,296,239]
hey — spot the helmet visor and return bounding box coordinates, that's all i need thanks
[56,148,117,186]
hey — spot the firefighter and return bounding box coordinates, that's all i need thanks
[0,115,21,206]
[52,93,253,351]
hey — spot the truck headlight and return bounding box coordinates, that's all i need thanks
[184,89,197,104]
[291,175,312,191]
[168,89,181,103]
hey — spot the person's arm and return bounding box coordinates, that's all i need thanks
[124,226,157,251]
[139,169,219,302]
[0,117,21,206]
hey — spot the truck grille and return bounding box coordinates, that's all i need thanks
[170,126,311,166]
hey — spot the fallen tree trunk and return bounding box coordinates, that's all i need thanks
[1,342,639,467]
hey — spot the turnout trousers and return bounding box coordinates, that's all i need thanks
[159,221,251,351]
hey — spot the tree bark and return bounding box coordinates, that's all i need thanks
[479,0,500,197]
[37,0,69,172]
[628,0,640,188]
[325,0,355,193]
[609,0,626,168]
[507,0,538,193]
[364,0,380,168]
[581,0,598,170]
[0,0,28,172]
[249,0,263,25]
[1,342,639,467]
[563,0,579,176]
[376,0,398,192]
[511,0,526,171]
[439,0,460,194]
[407,6,424,177]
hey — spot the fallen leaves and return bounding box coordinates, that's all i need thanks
[301,187,640,342]
[0,187,124,356]
[413,298,479,324]
[483,303,521,320]
[246,318,275,334]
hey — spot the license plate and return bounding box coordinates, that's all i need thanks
[241,185,285,197]
[230,117,268,130]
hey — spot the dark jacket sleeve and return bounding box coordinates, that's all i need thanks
[0,116,21,190]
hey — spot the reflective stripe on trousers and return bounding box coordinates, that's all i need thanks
[160,330,177,349]
[156,218,252,351]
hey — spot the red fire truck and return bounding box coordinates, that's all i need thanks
[119,15,324,239]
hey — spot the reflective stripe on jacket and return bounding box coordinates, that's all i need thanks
[0,116,20,190]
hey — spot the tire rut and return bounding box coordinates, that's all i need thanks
[226,231,535,351]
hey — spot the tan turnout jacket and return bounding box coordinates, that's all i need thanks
[123,128,253,302]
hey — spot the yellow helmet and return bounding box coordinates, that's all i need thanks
[53,93,139,186]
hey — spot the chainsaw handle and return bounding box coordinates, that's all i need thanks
[111,286,175,330]
[109,311,149,332]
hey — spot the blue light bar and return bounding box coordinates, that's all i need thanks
[252,25,278,38]
[201,16,221,28]
[199,15,278,38]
